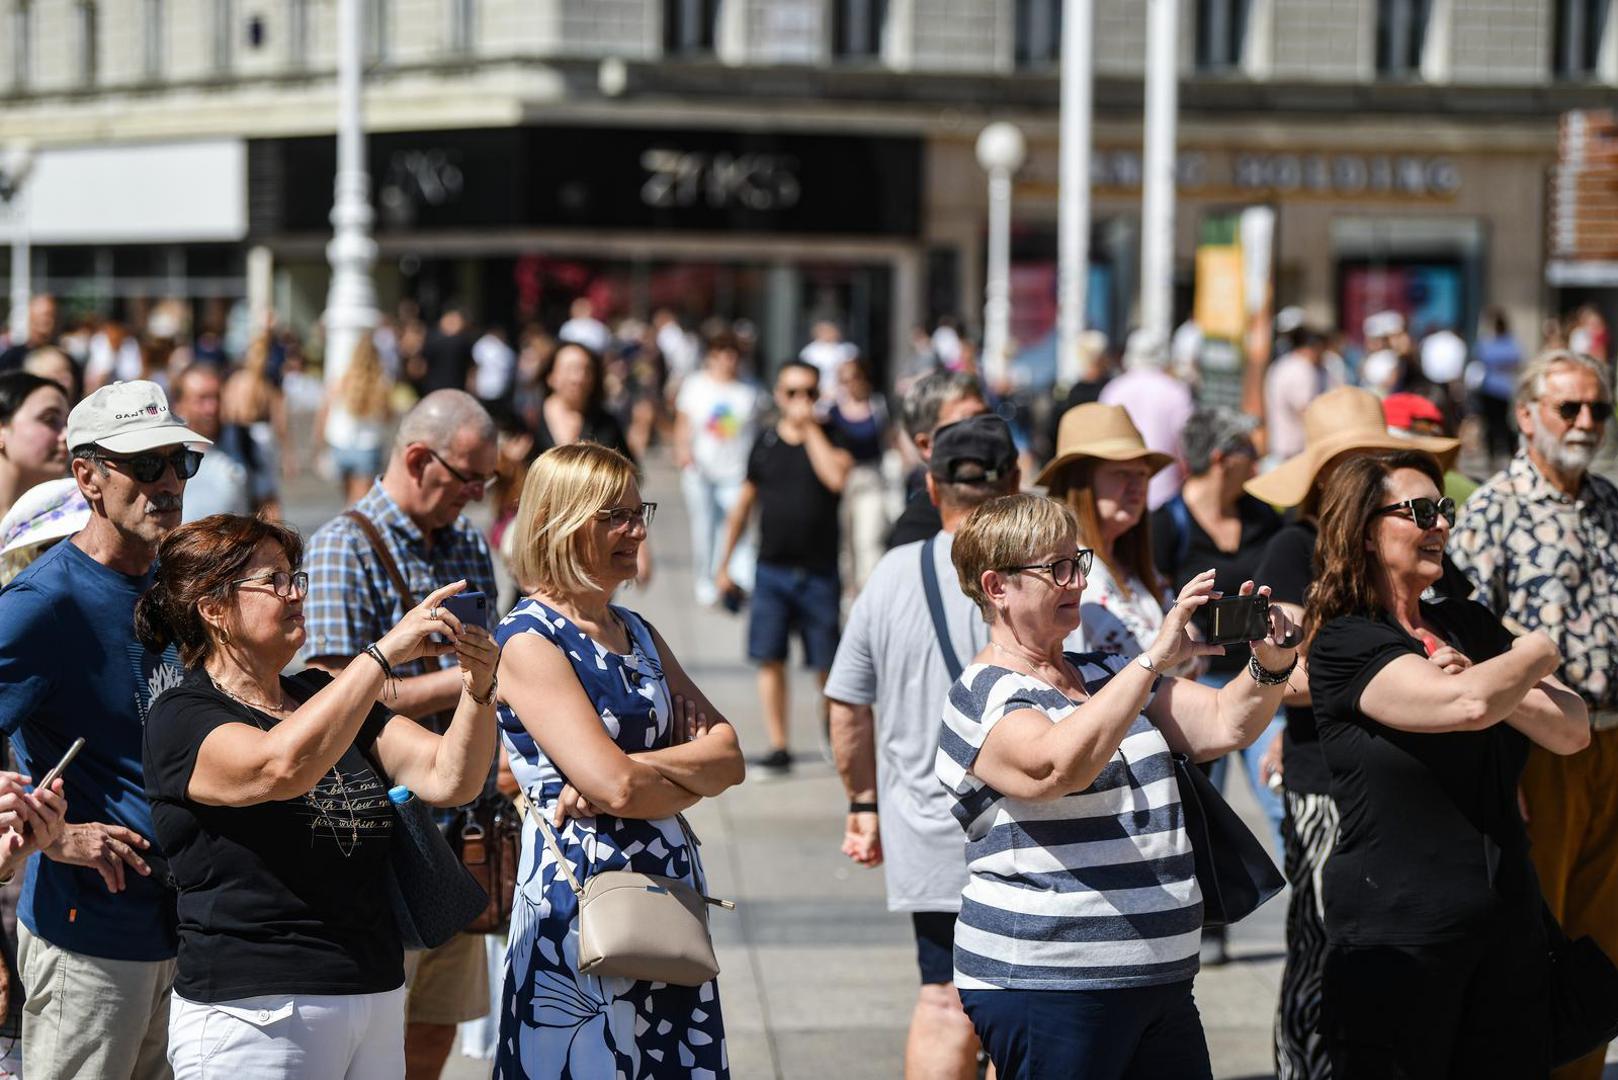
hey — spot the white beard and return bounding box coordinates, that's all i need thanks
[1532,422,1601,474]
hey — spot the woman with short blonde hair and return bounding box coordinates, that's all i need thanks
[493,441,745,1079]
[939,492,1298,1078]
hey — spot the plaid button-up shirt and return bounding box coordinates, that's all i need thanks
[303,480,497,729]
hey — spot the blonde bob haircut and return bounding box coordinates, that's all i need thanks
[952,493,1079,620]
[509,442,638,595]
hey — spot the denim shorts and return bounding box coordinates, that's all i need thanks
[330,445,384,480]
[746,561,840,670]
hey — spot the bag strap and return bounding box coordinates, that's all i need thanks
[1166,495,1193,571]
[344,510,416,610]
[920,535,963,683]
[532,810,587,898]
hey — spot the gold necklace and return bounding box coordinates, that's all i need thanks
[211,677,360,857]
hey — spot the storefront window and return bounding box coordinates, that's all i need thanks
[1376,0,1431,77]
[1554,0,1608,79]
[1196,0,1249,72]
[664,0,720,57]
[1014,0,1061,70]
[833,0,887,61]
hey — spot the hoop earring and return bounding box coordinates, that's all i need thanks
[219,626,232,646]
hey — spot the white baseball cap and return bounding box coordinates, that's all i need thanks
[65,381,212,455]
[1363,310,1406,341]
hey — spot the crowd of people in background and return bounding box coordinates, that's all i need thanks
[0,282,1615,1080]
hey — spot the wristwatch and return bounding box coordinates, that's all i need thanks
[1136,652,1163,675]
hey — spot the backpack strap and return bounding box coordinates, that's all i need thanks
[1165,495,1193,571]
[920,535,964,682]
[344,509,417,610]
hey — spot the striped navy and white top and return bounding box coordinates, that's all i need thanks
[935,652,1203,991]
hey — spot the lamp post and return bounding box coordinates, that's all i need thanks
[0,142,38,344]
[322,0,378,385]
[976,121,1026,389]
[1139,0,1179,345]
[1057,0,1094,386]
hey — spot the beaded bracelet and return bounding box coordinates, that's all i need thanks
[1248,651,1299,687]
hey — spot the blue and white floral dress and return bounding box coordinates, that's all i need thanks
[494,598,729,1080]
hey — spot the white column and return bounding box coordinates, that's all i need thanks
[1057,0,1094,385]
[1139,0,1178,344]
[977,122,1026,389]
[322,0,378,385]
[7,189,27,344]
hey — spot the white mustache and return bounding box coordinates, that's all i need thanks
[146,497,182,513]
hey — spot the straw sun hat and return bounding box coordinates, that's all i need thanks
[1037,403,1174,495]
[1244,385,1460,509]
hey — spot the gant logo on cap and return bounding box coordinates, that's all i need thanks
[114,405,168,420]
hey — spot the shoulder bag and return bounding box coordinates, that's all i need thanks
[1545,900,1618,1065]
[534,809,733,987]
[344,509,513,943]
[1173,752,1285,927]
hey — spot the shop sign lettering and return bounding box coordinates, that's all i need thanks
[1088,149,1460,198]
[640,149,803,212]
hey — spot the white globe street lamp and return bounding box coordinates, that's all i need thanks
[976,122,1026,389]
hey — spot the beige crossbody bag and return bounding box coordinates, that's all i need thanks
[534,807,735,987]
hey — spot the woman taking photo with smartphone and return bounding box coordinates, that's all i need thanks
[937,493,1298,1078]
[137,513,499,1079]
[1303,451,1589,1077]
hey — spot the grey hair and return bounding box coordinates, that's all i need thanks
[901,371,985,439]
[1181,407,1258,476]
[1514,349,1613,411]
[394,389,496,456]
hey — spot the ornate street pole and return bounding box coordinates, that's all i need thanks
[322,0,378,385]
[976,122,1026,390]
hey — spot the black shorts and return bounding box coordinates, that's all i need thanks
[912,911,959,986]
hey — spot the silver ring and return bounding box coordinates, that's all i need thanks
[429,606,440,620]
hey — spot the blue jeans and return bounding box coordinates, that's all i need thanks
[746,562,840,670]
[960,981,1213,1080]
[680,468,753,605]
[1197,670,1286,860]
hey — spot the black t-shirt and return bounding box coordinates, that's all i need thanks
[1151,495,1283,675]
[1255,521,1332,795]
[143,668,402,1003]
[747,425,845,575]
[1309,599,1536,945]
[421,330,475,395]
[885,487,943,550]
[532,398,634,463]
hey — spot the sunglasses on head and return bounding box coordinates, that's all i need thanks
[1373,496,1457,531]
[1003,549,1095,587]
[93,448,204,484]
[1546,399,1614,423]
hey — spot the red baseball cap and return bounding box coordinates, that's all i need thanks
[1382,392,1446,433]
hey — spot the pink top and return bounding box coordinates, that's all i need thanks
[1098,369,1194,509]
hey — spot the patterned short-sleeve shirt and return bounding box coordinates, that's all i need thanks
[1449,451,1618,711]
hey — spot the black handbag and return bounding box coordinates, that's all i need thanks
[1173,753,1285,927]
[1544,903,1618,1066]
[383,788,491,950]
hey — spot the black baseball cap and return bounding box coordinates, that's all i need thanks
[930,414,1018,483]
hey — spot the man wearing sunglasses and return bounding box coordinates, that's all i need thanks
[302,388,499,1078]
[0,379,210,1079]
[1450,347,1618,1080]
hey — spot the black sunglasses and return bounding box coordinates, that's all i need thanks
[1547,399,1614,423]
[781,385,819,400]
[426,448,497,489]
[93,448,204,484]
[1373,496,1457,531]
[1004,549,1095,587]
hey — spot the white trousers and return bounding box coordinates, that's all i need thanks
[168,986,405,1080]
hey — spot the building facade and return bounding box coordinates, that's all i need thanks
[0,0,1614,381]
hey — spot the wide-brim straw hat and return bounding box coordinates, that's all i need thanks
[1037,403,1175,494]
[1245,385,1461,508]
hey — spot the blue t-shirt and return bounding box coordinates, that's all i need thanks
[0,539,182,961]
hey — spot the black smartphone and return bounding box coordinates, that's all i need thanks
[441,591,490,632]
[1204,595,1271,646]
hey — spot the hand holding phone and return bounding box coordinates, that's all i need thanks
[37,738,85,793]
[1203,595,1272,647]
[441,591,490,632]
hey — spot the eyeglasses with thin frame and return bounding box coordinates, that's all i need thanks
[230,569,310,598]
[1543,399,1614,424]
[425,448,498,489]
[596,502,658,531]
[1003,549,1095,587]
[90,448,204,484]
[1372,497,1457,531]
